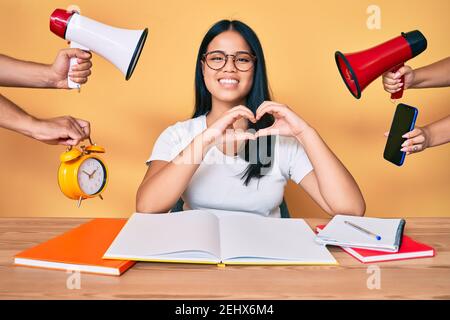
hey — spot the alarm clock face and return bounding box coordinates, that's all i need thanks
[77,158,107,195]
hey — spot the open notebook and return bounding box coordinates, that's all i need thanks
[104,210,338,266]
[315,215,406,252]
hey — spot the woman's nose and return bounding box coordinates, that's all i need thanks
[222,56,237,72]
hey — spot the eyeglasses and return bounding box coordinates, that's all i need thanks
[202,50,256,72]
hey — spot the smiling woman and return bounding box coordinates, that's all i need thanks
[136,20,366,218]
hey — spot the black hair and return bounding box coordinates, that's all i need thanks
[193,19,275,186]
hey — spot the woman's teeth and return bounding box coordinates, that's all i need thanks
[219,79,239,84]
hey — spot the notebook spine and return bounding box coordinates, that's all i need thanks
[394,219,406,250]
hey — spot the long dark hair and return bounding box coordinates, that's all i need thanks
[193,20,275,186]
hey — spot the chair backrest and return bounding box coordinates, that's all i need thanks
[170,198,291,218]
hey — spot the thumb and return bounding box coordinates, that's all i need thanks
[393,66,410,79]
[384,131,389,138]
[59,48,91,60]
[75,118,91,137]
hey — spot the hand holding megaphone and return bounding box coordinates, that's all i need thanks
[50,47,92,89]
[382,65,415,98]
[50,8,148,90]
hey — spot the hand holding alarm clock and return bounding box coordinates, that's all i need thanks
[58,137,108,207]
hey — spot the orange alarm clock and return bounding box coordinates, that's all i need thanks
[58,138,108,207]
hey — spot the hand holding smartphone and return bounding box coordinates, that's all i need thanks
[384,103,418,166]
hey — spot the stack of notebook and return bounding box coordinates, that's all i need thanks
[315,215,435,263]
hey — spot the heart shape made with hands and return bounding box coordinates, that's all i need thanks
[222,104,299,142]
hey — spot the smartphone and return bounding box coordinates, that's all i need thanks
[383,103,418,166]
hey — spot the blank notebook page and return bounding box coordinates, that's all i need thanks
[105,211,221,260]
[219,215,337,263]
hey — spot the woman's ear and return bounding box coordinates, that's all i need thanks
[201,60,205,76]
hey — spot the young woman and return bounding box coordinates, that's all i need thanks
[136,20,365,218]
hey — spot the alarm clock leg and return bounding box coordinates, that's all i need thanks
[77,196,83,208]
[99,194,103,200]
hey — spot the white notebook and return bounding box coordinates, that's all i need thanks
[103,210,338,266]
[315,215,406,252]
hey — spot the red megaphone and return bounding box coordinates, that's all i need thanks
[335,30,427,99]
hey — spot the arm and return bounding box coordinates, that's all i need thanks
[423,115,450,147]
[136,132,212,213]
[296,127,366,216]
[0,49,92,89]
[0,93,90,145]
[136,106,257,213]
[410,57,450,89]
[255,101,365,217]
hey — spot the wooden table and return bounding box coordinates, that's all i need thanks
[0,217,449,299]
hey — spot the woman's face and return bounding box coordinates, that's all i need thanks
[202,30,255,106]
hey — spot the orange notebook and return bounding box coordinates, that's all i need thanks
[14,218,135,276]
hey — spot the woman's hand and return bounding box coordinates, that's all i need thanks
[384,127,430,155]
[254,101,311,139]
[382,65,415,94]
[203,105,256,147]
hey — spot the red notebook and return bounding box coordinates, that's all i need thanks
[14,218,135,276]
[316,225,435,263]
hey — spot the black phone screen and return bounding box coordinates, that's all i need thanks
[383,103,418,166]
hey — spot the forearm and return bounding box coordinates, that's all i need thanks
[296,128,365,215]
[411,57,450,89]
[0,54,56,88]
[136,133,212,213]
[0,93,36,137]
[423,115,450,148]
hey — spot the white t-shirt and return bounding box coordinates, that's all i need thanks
[146,115,313,218]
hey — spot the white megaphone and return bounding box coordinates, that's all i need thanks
[50,9,148,90]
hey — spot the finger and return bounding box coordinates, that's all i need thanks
[69,77,88,84]
[255,127,277,138]
[382,71,396,81]
[255,101,272,114]
[402,135,425,147]
[384,131,389,138]
[58,138,77,146]
[234,131,257,141]
[402,128,421,139]
[401,144,423,153]
[66,117,85,140]
[61,48,91,60]
[256,105,284,120]
[230,105,256,122]
[383,76,399,85]
[75,119,91,138]
[394,66,410,79]
[228,109,256,124]
[69,69,92,78]
[384,87,397,94]
[71,61,92,71]
[384,83,403,91]
[255,101,284,119]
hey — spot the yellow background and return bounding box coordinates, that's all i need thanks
[0,0,448,218]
